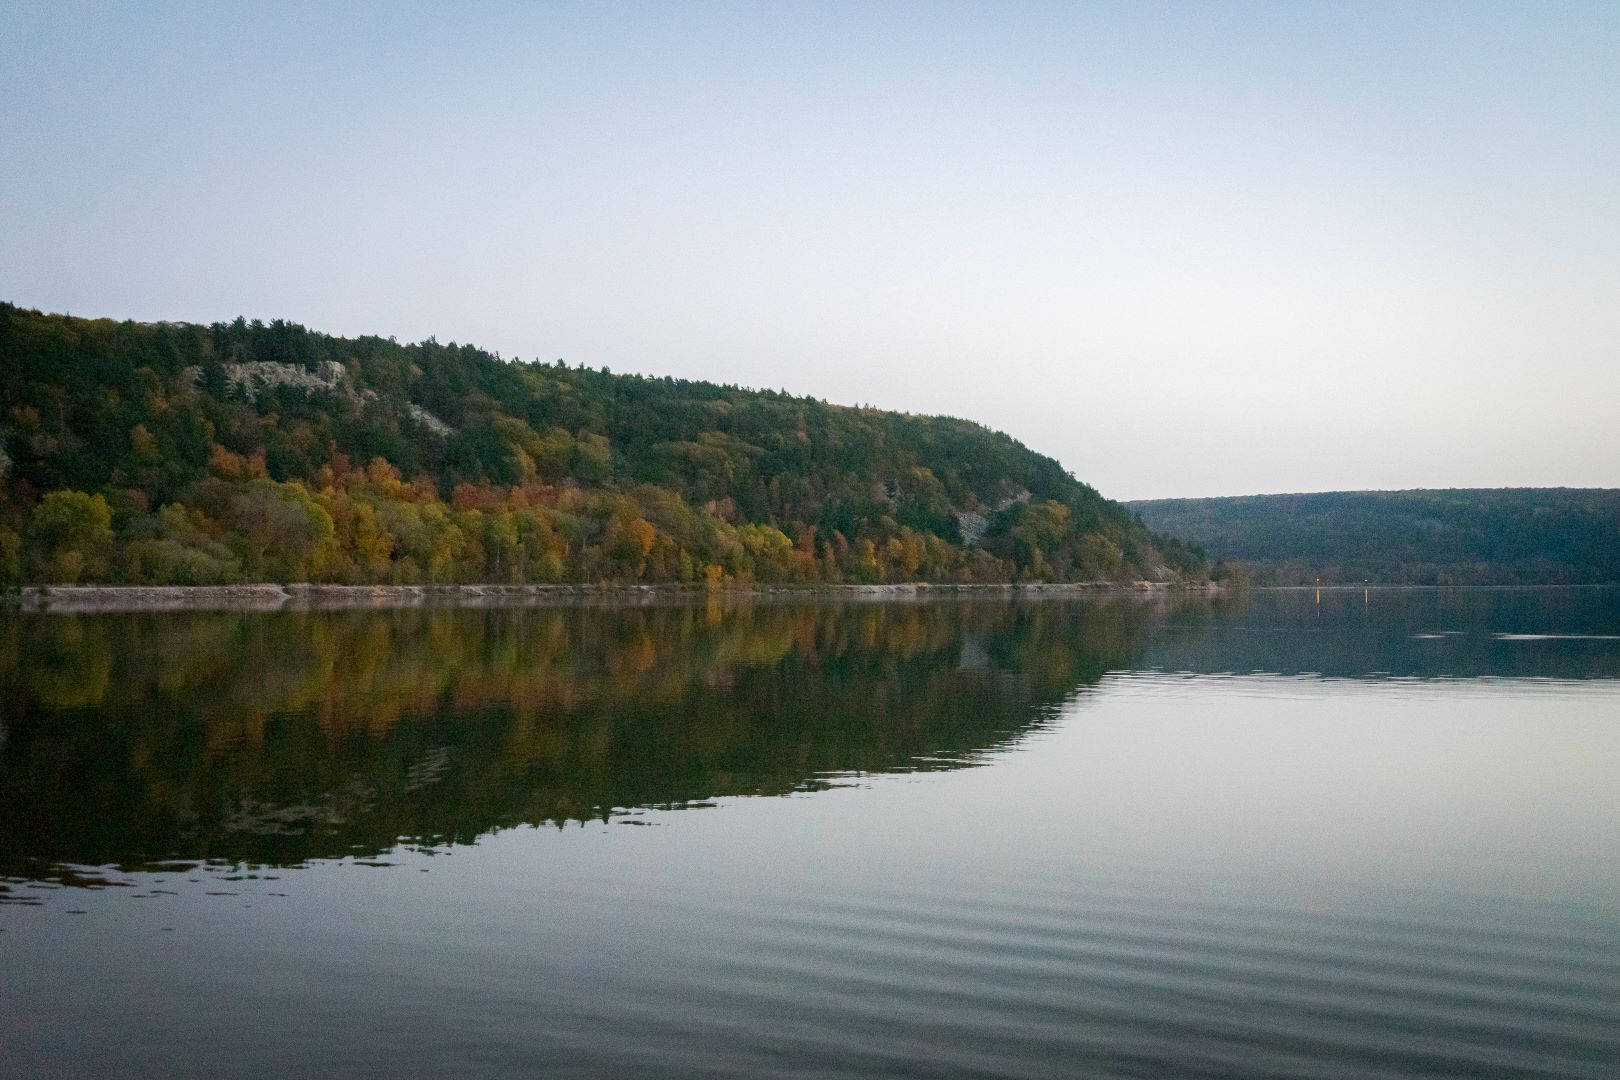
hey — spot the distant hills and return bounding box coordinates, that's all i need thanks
[0,303,1202,586]
[1131,489,1620,585]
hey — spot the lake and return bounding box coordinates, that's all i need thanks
[2,589,1617,1079]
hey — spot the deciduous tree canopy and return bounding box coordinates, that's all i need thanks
[0,303,1202,586]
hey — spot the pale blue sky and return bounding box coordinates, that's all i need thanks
[4,1,1617,498]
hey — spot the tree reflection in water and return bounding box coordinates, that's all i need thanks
[9,587,1615,887]
[0,598,1155,878]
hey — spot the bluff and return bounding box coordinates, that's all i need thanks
[0,303,1201,586]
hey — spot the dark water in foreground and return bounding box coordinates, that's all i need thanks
[1,589,1617,1079]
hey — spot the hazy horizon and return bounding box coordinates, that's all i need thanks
[5,2,1617,501]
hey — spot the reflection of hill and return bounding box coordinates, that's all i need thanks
[1139,588,1620,680]
[0,599,1154,874]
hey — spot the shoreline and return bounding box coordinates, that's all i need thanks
[11,580,1201,614]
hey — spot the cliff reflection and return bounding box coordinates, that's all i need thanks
[0,599,1153,875]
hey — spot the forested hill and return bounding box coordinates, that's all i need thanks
[1130,489,1620,586]
[0,303,1202,586]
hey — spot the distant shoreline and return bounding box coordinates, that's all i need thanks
[11,581,1201,613]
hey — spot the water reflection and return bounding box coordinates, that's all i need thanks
[0,599,1153,877]
[1149,586,1620,679]
[3,589,1618,885]
[3,592,1617,1079]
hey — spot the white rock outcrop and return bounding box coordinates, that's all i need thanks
[183,361,454,436]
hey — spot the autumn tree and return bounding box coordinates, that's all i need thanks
[23,490,115,583]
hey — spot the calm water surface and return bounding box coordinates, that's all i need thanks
[2,589,1617,1078]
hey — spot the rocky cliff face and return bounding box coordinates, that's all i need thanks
[183,360,455,436]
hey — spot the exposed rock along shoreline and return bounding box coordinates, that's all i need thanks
[13,580,1204,613]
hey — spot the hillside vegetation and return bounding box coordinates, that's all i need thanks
[0,303,1201,586]
[1131,489,1620,585]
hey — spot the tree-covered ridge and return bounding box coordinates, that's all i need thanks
[1130,489,1620,586]
[0,303,1202,585]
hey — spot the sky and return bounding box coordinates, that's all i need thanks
[3,1,1617,500]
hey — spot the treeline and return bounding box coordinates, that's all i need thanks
[1130,489,1620,585]
[0,303,1203,586]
